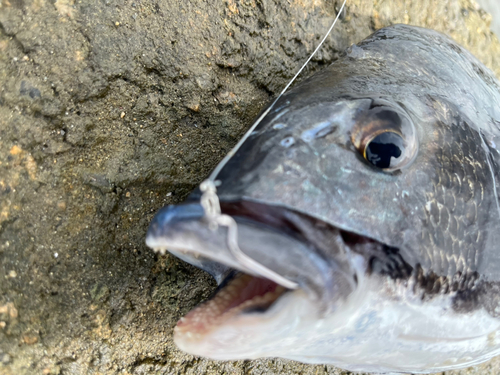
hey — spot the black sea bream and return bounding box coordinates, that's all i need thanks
[146,25,500,373]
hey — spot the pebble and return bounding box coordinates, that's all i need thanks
[0,353,11,364]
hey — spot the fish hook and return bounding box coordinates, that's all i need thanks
[200,179,299,289]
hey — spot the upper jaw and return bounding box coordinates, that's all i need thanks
[146,200,359,311]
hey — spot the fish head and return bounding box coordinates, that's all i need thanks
[145,94,426,359]
[146,24,500,370]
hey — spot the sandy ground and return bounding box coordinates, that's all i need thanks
[1,0,500,374]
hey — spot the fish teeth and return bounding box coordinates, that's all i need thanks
[154,247,167,254]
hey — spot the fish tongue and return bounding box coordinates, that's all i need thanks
[175,273,287,336]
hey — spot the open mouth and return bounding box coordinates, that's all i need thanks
[147,200,413,339]
[175,272,287,336]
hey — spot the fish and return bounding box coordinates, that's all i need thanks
[146,24,500,374]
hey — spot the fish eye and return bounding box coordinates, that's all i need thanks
[364,131,405,169]
[351,101,418,171]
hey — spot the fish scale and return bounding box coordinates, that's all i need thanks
[147,24,500,373]
[421,112,490,277]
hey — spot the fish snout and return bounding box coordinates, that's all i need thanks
[146,203,205,246]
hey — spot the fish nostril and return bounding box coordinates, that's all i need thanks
[280,136,295,148]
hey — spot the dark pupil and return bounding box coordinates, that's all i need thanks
[365,132,404,168]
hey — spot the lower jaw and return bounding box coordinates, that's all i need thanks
[174,272,288,340]
[172,285,320,361]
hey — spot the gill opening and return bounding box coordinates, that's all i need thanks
[198,1,348,290]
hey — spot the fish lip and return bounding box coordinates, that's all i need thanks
[146,203,205,244]
[146,201,322,291]
[145,206,298,290]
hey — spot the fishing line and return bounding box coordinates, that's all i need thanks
[199,0,347,289]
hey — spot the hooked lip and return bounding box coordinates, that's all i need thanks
[146,201,324,290]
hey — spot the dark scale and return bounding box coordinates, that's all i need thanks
[402,101,500,312]
[417,105,491,277]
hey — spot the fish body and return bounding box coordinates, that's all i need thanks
[146,25,500,373]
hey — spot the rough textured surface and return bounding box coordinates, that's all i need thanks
[0,0,500,374]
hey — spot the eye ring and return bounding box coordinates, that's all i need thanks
[351,101,418,171]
